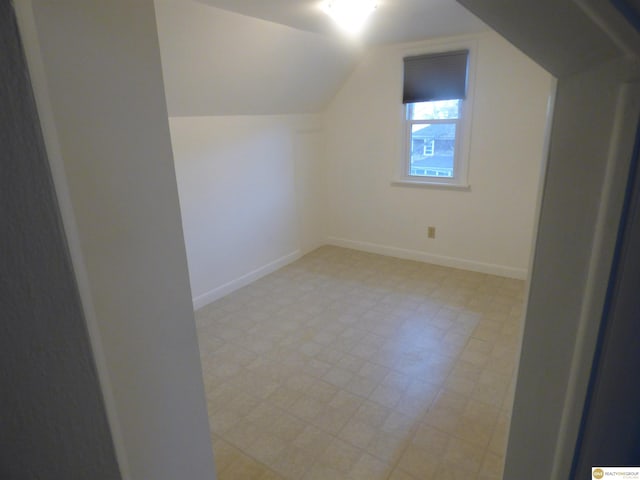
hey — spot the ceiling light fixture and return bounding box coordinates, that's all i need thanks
[321,0,378,35]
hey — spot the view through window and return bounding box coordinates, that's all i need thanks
[406,99,461,178]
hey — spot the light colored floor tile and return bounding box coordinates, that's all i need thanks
[411,423,451,455]
[328,390,363,414]
[323,366,355,388]
[302,462,344,480]
[247,432,288,466]
[381,411,417,438]
[338,418,377,449]
[266,385,301,410]
[271,446,315,480]
[435,463,479,479]
[488,411,510,455]
[269,412,308,443]
[292,424,333,455]
[288,395,326,422]
[365,429,408,462]
[311,404,353,435]
[196,246,525,479]
[219,452,268,480]
[320,438,363,474]
[211,436,242,474]
[388,467,420,480]
[259,470,287,480]
[225,419,263,452]
[347,452,391,480]
[352,400,391,429]
[397,444,441,479]
[209,405,243,434]
[481,450,505,476]
[443,437,486,474]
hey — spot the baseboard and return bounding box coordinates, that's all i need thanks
[192,239,526,310]
[326,237,527,279]
[192,250,302,310]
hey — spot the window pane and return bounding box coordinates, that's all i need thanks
[410,123,456,177]
[408,99,460,120]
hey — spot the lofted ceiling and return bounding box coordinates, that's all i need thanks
[155,0,488,116]
[195,0,488,46]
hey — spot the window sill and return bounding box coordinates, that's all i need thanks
[391,178,471,191]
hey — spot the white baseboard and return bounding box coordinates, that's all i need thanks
[192,240,526,311]
[192,250,302,310]
[326,237,527,279]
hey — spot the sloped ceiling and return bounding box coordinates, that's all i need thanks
[155,0,487,116]
[457,0,640,77]
[196,0,488,45]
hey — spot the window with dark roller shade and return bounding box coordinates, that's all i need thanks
[396,44,475,186]
[403,50,469,104]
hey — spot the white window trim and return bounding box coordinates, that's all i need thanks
[392,38,478,189]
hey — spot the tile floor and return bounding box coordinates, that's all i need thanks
[195,246,525,480]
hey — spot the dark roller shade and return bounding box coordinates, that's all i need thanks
[403,50,469,104]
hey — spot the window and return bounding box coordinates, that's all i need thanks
[397,48,473,187]
[408,100,459,177]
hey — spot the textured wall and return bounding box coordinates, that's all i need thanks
[0,1,121,478]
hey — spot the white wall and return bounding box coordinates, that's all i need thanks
[169,115,326,309]
[155,0,358,116]
[324,31,553,278]
[168,31,552,310]
[26,1,216,479]
[505,58,640,480]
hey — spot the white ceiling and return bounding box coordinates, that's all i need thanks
[196,0,488,45]
[155,0,488,116]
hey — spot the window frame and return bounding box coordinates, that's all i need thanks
[393,39,478,189]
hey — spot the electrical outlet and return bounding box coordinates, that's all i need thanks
[428,226,436,239]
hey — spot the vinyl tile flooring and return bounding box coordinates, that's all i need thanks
[194,246,525,480]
